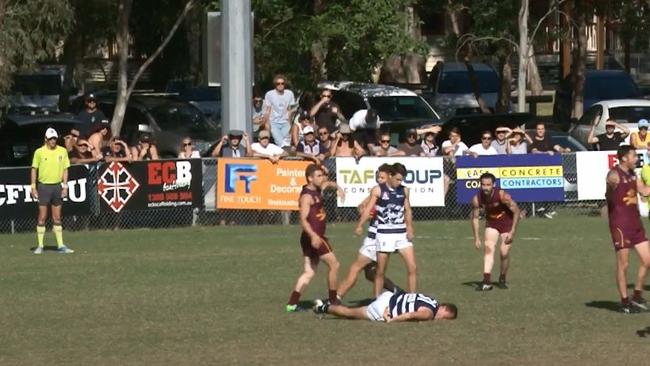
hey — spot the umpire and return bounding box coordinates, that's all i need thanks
[30,127,74,254]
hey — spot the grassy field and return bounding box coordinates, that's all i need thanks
[1,217,649,365]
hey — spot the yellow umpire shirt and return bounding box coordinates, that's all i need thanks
[31,145,70,184]
[642,164,650,188]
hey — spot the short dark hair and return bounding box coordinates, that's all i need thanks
[617,145,635,160]
[440,303,458,319]
[305,163,322,179]
[479,172,496,183]
[377,163,392,173]
[449,127,460,136]
[481,130,492,137]
[391,162,407,177]
[535,121,546,128]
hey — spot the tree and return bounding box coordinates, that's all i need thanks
[111,0,196,136]
[0,0,73,105]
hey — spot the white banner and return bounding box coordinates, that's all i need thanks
[335,157,445,207]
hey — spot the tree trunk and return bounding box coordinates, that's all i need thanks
[184,4,203,84]
[111,0,133,137]
[571,0,587,120]
[447,0,461,36]
[517,0,529,113]
[310,0,326,82]
[527,45,543,95]
[59,32,80,112]
[465,59,491,113]
[624,38,631,73]
[497,54,513,113]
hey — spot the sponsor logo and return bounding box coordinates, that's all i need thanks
[0,180,87,206]
[97,162,140,213]
[225,164,257,193]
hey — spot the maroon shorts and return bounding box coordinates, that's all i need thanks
[610,225,648,251]
[300,233,333,260]
[486,218,513,235]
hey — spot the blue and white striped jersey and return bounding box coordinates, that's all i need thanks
[375,183,406,234]
[388,292,438,318]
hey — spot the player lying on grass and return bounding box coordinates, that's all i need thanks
[470,172,520,291]
[337,163,401,299]
[314,290,457,322]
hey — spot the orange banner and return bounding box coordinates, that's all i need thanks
[216,159,310,210]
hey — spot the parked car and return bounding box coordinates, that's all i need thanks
[568,99,650,147]
[173,86,222,130]
[526,129,588,152]
[319,81,441,144]
[424,61,501,120]
[8,66,71,113]
[0,113,81,167]
[554,70,641,127]
[74,94,220,158]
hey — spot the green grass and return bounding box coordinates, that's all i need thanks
[1,217,649,365]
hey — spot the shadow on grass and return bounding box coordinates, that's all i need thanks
[462,281,483,289]
[636,326,650,338]
[28,245,59,252]
[346,298,374,307]
[626,284,650,291]
[584,301,621,312]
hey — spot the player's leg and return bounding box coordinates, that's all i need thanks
[615,248,632,311]
[480,228,499,291]
[324,304,369,320]
[319,251,340,304]
[497,233,512,289]
[34,204,48,254]
[374,252,390,297]
[363,263,402,293]
[631,241,650,310]
[337,254,372,298]
[287,256,318,311]
[397,245,417,293]
[51,204,66,251]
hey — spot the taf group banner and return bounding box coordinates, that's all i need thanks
[216,158,310,211]
[0,165,91,218]
[455,154,564,203]
[335,157,445,207]
[97,159,203,213]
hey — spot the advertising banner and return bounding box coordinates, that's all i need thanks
[97,160,203,213]
[455,154,564,203]
[216,159,310,210]
[335,157,445,207]
[0,164,91,218]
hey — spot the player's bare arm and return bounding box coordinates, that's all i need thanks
[320,180,345,201]
[605,169,620,199]
[404,187,414,241]
[61,168,69,198]
[636,177,650,197]
[30,167,38,199]
[355,186,379,236]
[470,195,481,250]
[386,307,433,323]
[299,193,322,248]
[499,190,519,242]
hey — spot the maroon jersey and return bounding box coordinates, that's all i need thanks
[607,166,643,233]
[300,185,326,237]
[477,188,514,224]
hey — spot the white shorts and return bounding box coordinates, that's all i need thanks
[365,291,393,321]
[376,233,412,253]
[359,237,377,262]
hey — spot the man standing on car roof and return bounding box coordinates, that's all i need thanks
[77,93,107,138]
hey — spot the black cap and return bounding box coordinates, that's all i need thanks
[85,93,97,102]
[406,128,417,136]
[228,129,243,138]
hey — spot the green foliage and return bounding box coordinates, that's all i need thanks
[0,0,74,96]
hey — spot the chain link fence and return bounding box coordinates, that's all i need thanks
[0,154,606,234]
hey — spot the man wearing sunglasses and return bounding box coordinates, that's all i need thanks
[309,89,345,133]
[77,93,106,138]
[263,74,295,148]
[588,118,630,151]
[30,128,74,254]
[469,131,498,156]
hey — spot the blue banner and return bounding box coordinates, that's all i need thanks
[455,154,565,203]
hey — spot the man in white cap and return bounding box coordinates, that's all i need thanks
[30,128,74,254]
[588,118,629,151]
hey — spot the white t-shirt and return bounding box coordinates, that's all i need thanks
[469,143,498,156]
[264,89,295,125]
[251,142,284,156]
[441,140,469,156]
[349,109,381,131]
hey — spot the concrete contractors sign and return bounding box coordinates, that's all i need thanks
[455,154,564,203]
[335,157,445,207]
[217,158,310,210]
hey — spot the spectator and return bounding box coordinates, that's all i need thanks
[296,126,325,164]
[63,127,80,154]
[69,139,100,164]
[251,130,287,163]
[330,123,366,158]
[252,95,267,137]
[491,126,510,154]
[310,88,345,132]
[291,110,316,147]
[101,137,132,163]
[263,74,295,148]
[349,109,380,151]
[212,130,252,158]
[588,119,629,151]
[506,128,530,155]
[529,122,571,154]
[629,119,649,149]
[372,131,406,157]
[398,128,425,156]
[469,131,498,156]
[77,93,107,137]
[421,130,440,157]
[317,127,333,157]
[88,120,111,159]
[178,137,201,159]
[131,133,159,161]
[441,127,469,156]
